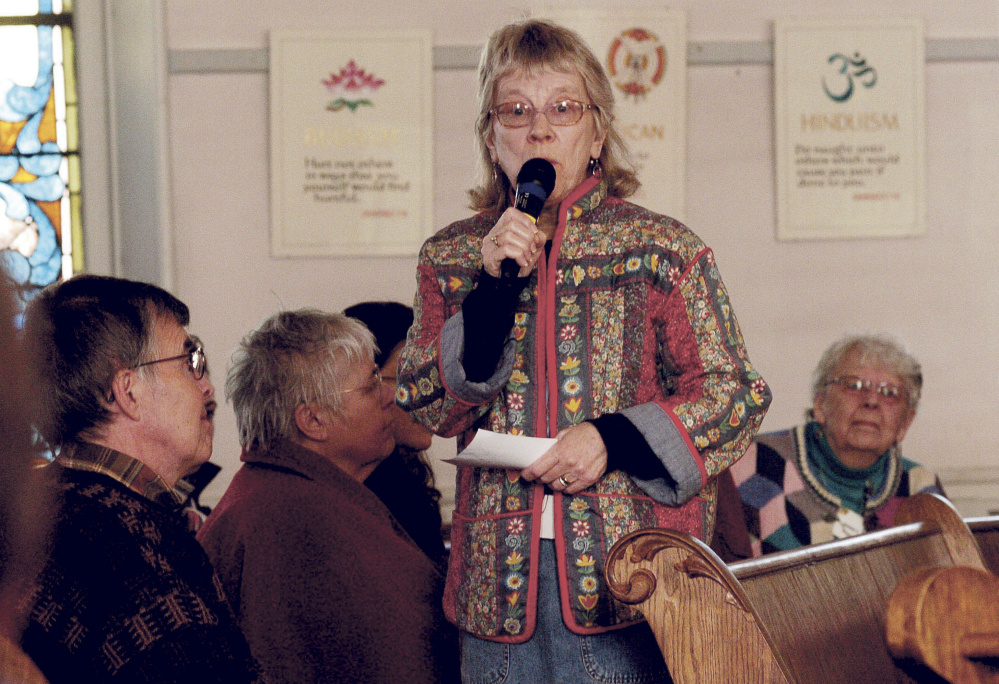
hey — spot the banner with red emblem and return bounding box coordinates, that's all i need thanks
[269,30,433,257]
[545,9,687,221]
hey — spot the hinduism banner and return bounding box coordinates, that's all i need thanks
[545,9,687,221]
[269,30,433,257]
[775,17,926,240]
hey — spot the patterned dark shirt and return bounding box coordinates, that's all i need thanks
[55,441,184,507]
[20,442,264,683]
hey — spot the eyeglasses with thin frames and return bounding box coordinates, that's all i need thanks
[490,99,597,128]
[825,375,906,403]
[341,368,383,397]
[133,346,207,381]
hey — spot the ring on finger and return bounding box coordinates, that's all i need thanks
[490,235,500,247]
[558,475,570,488]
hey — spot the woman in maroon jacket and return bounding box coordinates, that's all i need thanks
[198,309,458,683]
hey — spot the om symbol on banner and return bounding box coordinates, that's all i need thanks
[822,52,878,102]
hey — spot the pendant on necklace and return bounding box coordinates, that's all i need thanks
[832,506,865,540]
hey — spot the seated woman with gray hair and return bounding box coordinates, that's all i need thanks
[196,309,457,683]
[727,333,944,556]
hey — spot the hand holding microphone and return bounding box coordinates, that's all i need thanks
[488,158,556,279]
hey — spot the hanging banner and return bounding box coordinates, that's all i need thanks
[545,9,687,221]
[775,17,925,240]
[269,30,433,257]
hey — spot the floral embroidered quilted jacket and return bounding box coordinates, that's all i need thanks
[398,176,771,642]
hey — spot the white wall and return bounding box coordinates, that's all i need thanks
[152,0,999,515]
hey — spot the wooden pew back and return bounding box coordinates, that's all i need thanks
[605,493,983,684]
[886,564,999,683]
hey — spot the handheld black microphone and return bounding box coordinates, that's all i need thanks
[501,158,556,278]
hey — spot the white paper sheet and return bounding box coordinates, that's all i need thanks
[444,429,556,470]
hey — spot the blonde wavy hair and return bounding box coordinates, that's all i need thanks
[468,18,639,212]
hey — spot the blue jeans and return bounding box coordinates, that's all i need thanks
[460,541,673,684]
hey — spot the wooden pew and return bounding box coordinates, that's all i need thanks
[604,493,984,684]
[884,514,999,682]
[886,564,999,683]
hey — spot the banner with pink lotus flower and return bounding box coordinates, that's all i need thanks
[269,30,433,257]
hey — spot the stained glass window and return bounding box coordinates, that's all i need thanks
[0,0,79,307]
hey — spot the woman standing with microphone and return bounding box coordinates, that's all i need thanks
[399,18,771,683]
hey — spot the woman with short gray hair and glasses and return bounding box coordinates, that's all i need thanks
[727,333,944,556]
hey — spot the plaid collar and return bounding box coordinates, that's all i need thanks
[56,441,185,510]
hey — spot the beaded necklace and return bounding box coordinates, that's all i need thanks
[794,423,901,513]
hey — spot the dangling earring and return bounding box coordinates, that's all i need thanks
[588,157,603,178]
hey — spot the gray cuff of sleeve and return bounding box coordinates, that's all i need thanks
[439,310,517,405]
[619,403,704,506]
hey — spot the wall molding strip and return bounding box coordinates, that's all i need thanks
[167,37,999,75]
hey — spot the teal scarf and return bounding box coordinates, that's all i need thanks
[804,421,889,513]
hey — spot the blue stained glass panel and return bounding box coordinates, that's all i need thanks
[1,0,78,308]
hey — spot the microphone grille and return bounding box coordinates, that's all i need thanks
[516,158,556,197]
